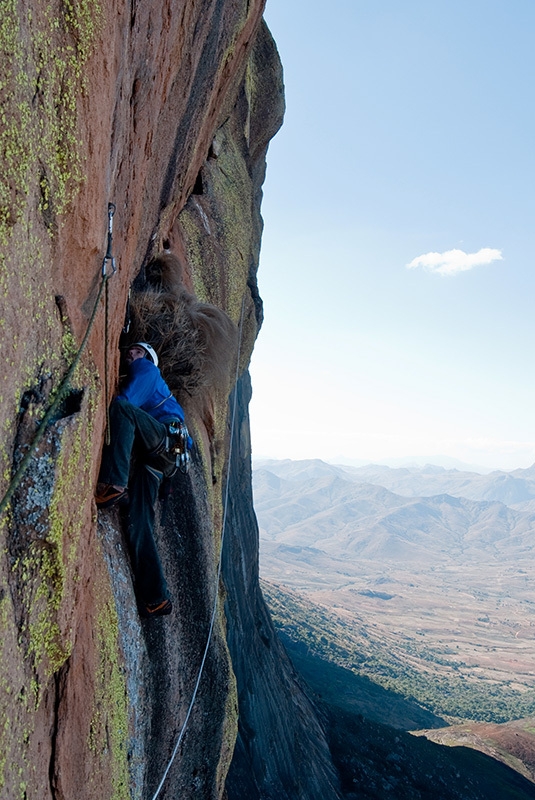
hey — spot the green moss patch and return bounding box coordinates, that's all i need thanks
[0,0,102,245]
[88,589,130,800]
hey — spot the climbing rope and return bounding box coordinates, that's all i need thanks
[0,204,117,520]
[150,293,246,800]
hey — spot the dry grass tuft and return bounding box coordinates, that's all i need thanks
[128,253,238,405]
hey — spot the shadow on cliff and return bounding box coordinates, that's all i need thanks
[279,634,535,799]
[279,632,446,732]
[325,704,535,800]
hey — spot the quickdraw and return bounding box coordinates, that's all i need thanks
[101,203,117,278]
[167,420,191,473]
[102,203,117,445]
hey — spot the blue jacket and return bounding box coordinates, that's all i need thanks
[117,358,185,423]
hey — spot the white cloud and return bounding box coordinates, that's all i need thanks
[406,247,503,276]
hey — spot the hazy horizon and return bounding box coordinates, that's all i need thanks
[251,452,535,475]
[252,453,501,475]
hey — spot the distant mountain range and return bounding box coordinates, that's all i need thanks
[253,457,535,717]
[253,458,535,564]
[254,457,535,509]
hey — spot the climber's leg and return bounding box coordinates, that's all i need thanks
[126,462,169,606]
[98,399,166,487]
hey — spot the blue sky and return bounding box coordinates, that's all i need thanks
[249,0,535,471]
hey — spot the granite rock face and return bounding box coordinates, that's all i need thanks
[223,372,343,800]
[0,3,340,798]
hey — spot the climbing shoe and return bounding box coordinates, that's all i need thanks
[140,599,173,619]
[95,484,128,509]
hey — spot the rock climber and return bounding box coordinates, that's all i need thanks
[95,342,191,618]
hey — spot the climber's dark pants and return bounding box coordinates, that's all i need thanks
[99,399,177,605]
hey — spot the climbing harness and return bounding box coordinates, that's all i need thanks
[0,204,118,520]
[102,203,116,446]
[150,294,246,800]
[147,420,191,475]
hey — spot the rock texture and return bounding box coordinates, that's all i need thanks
[0,2,342,799]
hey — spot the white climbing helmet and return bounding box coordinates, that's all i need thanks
[133,342,159,367]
